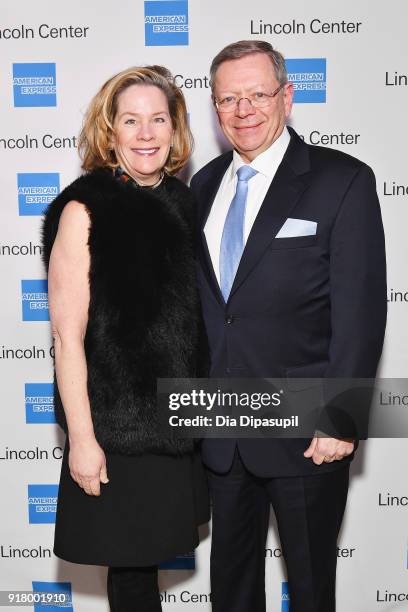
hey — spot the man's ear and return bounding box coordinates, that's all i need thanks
[284,82,294,118]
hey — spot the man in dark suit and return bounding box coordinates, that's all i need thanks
[190,40,387,612]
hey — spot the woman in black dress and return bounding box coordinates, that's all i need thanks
[42,65,209,611]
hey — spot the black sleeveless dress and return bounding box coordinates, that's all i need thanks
[48,171,210,566]
[54,441,209,567]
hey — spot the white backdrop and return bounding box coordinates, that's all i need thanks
[1,1,408,610]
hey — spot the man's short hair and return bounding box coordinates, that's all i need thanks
[210,40,288,91]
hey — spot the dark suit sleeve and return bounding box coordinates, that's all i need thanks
[189,173,199,197]
[326,164,387,377]
[188,174,211,378]
[317,165,387,437]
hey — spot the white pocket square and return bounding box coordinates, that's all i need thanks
[275,218,317,238]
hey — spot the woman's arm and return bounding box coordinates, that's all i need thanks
[48,201,109,496]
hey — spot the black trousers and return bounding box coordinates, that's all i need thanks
[107,566,162,612]
[208,449,350,612]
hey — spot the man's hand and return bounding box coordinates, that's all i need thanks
[303,435,354,465]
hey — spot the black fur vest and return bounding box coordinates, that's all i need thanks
[42,168,204,455]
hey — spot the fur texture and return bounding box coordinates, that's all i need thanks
[42,169,206,455]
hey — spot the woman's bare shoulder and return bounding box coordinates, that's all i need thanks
[57,200,90,244]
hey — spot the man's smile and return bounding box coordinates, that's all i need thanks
[233,122,264,133]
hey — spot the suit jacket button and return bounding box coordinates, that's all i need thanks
[225,315,234,324]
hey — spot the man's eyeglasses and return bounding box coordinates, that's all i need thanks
[213,83,285,113]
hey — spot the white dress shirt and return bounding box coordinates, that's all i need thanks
[204,126,291,284]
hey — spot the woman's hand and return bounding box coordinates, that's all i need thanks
[68,436,109,496]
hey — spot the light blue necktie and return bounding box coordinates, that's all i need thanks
[220,165,257,301]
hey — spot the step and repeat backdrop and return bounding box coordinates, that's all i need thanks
[1,1,408,610]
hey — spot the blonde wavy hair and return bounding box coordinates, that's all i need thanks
[78,65,193,175]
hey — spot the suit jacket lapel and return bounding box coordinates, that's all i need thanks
[197,153,232,306]
[228,129,312,302]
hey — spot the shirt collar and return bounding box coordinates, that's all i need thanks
[230,125,291,180]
